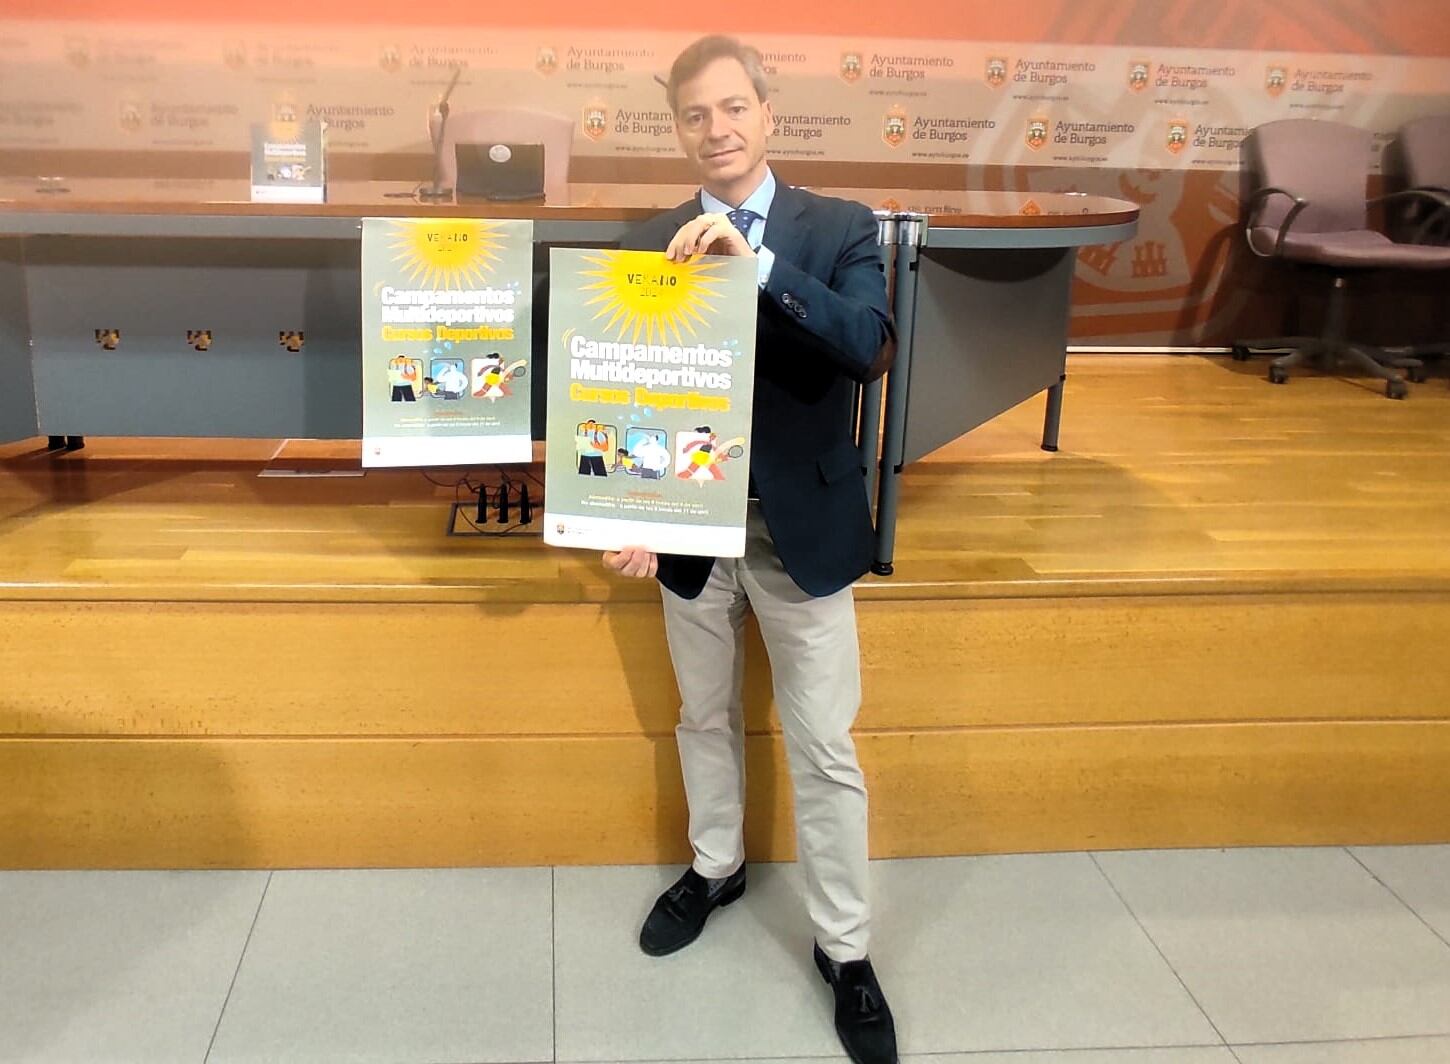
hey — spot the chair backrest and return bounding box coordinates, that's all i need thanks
[1400,114,1450,191]
[1242,119,1370,233]
[428,108,574,202]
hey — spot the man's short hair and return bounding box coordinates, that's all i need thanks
[666,35,769,115]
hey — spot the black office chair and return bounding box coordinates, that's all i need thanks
[1400,115,1450,245]
[1392,115,1450,377]
[1231,119,1450,399]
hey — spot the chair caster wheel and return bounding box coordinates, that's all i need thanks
[870,562,895,577]
[1387,378,1408,400]
[1268,366,1288,384]
[1231,344,1252,362]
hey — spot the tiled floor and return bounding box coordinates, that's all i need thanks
[2,846,1448,1063]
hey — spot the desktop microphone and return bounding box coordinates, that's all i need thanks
[418,66,464,202]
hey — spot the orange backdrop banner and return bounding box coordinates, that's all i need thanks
[4,0,1449,56]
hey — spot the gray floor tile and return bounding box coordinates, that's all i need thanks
[574,1049,1237,1064]
[207,868,552,1064]
[942,1053,1237,1064]
[1351,846,1450,945]
[553,863,842,1061]
[0,870,266,1064]
[555,856,1221,1061]
[1234,1035,1450,1063]
[870,854,1222,1053]
[1096,847,1450,1044]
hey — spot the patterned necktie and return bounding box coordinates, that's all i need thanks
[727,207,760,244]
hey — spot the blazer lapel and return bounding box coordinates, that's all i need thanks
[761,182,809,271]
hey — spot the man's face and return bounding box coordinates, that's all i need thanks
[673,56,772,193]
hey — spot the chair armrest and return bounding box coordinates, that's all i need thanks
[1370,187,1450,209]
[1244,186,1310,258]
[1373,187,1450,244]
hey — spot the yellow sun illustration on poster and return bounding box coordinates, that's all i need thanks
[387,220,504,289]
[579,251,728,345]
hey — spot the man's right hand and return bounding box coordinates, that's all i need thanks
[602,546,658,579]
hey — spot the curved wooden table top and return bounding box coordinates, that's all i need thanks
[0,178,1138,231]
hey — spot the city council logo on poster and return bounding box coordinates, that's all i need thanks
[1128,60,1151,93]
[840,52,863,83]
[1266,65,1288,97]
[882,106,907,148]
[1166,119,1189,155]
[583,101,609,142]
[379,45,402,74]
[985,56,1008,89]
[1025,115,1049,151]
[536,46,558,76]
[119,98,144,134]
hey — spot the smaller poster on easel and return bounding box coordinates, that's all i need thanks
[360,218,534,467]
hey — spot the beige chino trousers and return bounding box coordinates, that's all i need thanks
[659,504,871,961]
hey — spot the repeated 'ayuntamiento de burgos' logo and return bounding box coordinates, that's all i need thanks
[840,51,863,84]
[379,45,402,74]
[879,197,903,213]
[119,98,144,134]
[223,42,247,70]
[1128,60,1152,93]
[273,100,298,124]
[1025,115,1049,151]
[1166,119,1189,155]
[1266,65,1288,97]
[985,56,1008,89]
[582,101,609,142]
[536,46,558,76]
[882,106,907,149]
[65,37,89,68]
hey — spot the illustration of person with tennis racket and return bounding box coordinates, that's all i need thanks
[472,353,528,401]
[676,426,745,483]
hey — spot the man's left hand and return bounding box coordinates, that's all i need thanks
[666,213,755,262]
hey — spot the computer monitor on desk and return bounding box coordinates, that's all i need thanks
[454,142,546,202]
[428,108,573,204]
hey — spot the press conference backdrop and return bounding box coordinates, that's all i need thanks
[2,0,1448,346]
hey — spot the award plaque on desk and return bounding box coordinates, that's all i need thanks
[360,218,535,467]
[250,119,326,203]
[543,248,758,557]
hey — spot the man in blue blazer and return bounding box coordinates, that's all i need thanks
[605,34,897,1064]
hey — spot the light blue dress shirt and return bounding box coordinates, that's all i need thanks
[700,167,777,289]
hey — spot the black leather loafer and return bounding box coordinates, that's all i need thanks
[638,865,746,957]
[813,941,898,1064]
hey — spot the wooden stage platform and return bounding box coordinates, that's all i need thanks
[3,356,1449,868]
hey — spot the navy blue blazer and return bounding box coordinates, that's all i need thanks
[621,183,894,599]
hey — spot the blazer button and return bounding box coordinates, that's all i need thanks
[795,305,807,318]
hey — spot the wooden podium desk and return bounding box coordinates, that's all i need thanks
[0,179,1137,572]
